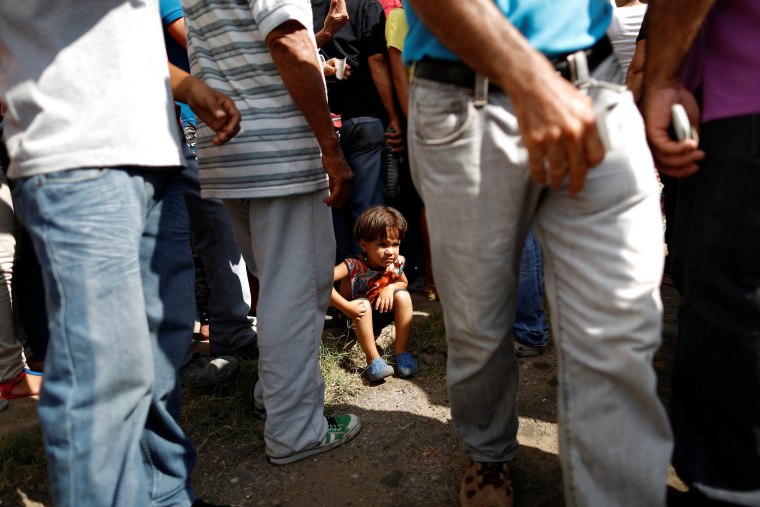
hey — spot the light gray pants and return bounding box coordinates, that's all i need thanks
[224,190,332,457]
[0,170,25,383]
[408,57,673,507]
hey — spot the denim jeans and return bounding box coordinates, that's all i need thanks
[332,116,385,262]
[670,114,760,506]
[181,144,256,355]
[513,229,549,347]
[409,56,672,506]
[13,167,197,507]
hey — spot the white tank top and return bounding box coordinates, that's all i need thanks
[606,2,647,76]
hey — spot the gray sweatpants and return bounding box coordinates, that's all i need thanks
[225,189,333,457]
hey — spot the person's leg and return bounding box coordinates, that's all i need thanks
[12,223,49,367]
[332,117,385,262]
[12,168,154,507]
[180,146,256,355]
[0,171,24,384]
[408,77,536,463]
[669,114,760,505]
[391,290,413,355]
[349,302,394,381]
[138,170,198,507]
[349,300,380,364]
[420,208,437,299]
[390,289,418,378]
[535,58,672,507]
[512,229,549,353]
[225,193,332,458]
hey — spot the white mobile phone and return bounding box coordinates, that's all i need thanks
[671,104,698,143]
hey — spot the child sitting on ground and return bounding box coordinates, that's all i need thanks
[331,205,419,381]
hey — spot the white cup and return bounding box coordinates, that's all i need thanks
[334,58,347,80]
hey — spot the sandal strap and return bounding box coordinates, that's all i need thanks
[0,370,27,399]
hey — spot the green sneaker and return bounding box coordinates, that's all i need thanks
[268,413,361,465]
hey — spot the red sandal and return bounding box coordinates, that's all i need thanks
[0,369,42,400]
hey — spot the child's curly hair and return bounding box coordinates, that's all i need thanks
[354,205,408,242]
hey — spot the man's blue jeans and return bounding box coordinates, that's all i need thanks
[332,116,385,262]
[513,229,549,347]
[12,167,197,507]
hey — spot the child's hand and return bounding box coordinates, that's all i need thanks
[348,299,370,320]
[375,286,395,313]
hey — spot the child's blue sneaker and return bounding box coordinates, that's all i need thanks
[394,352,419,378]
[364,358,394,382]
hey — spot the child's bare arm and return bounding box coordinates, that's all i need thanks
[330,263,369,320]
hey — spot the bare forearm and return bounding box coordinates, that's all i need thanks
[644,0,715,88]
[390,280,407,291]
[267,21,340,153]
[368,53,400,124]
[315,29,333,48]
[315,30,330,48]
[330,288,353,314]
[388,48,409,119]
[625,39,646,104]
[168,63,193,103]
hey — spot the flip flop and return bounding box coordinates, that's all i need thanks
[0,369,42,400]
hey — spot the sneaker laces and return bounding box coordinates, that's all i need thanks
[326,415,340,431]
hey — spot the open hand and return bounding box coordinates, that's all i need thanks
[324,0,349,36]
[374,286,395,313]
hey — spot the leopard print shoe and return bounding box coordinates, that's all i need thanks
[459,459,514,507]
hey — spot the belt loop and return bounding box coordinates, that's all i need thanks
[474,74,489,108]
[567,50,590,87]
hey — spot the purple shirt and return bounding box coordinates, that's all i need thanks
[684,0,760,123]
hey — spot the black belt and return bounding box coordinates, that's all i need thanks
[414,35,613,91]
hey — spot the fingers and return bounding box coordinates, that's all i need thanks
[525,122,599,194]
[565,136,588,196]
[528,148,547,186]
[374,297,393,313]
[658,165,699,179]
[544,131,566,191]
[569,118,604,195]
[211,96,241,145]
[648,128,704,170]
[323,179,351,208]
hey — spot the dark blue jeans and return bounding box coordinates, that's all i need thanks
[513,229,549,347]
[180,144,256,355]
[670,113,760,504]
[332,116,385,262]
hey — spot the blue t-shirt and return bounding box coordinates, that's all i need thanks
[160,0,196,127]
[403,0,611,64]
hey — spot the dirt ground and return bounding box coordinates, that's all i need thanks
[0,286,684,507]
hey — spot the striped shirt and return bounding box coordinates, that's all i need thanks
[184,0,329,199]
